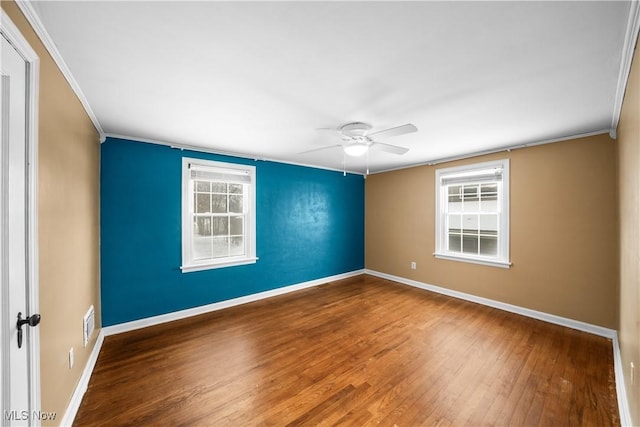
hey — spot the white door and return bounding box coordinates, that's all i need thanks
[1,16,40,427]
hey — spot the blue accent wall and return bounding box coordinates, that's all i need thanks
[100,137,365,326]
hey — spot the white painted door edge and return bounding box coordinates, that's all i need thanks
[1,9,41,424]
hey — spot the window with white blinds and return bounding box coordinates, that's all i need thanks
[435,159,511,268]
[181,158,257,272]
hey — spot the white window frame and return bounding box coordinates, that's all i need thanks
[181,157,257,272]
[434,159,511,269]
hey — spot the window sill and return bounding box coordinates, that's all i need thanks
[434,253,511,269]
[181,257,258,273]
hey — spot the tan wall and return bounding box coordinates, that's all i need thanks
[1,2,101,426]
[366,133,618,329]
[617,40,640,425]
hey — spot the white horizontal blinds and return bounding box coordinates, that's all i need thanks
[440,167,503,185]
[189,164,251,184]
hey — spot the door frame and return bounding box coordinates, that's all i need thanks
[1,9,40,418]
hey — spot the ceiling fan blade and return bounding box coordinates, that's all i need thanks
[371,142,409,155]
[368,123,417,139]
[299,144,342,154]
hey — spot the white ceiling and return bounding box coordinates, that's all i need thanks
[28,1,633,174]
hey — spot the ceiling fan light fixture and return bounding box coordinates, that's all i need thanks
[343,144,369,157]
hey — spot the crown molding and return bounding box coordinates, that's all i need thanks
[610,0,640,139]
[371,128,610,174]
[14,0,106,143]
[104,133,366,176]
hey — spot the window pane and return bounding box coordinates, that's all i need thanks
[448,186,462,212]
[462,235,478,254]
[230,216,244,235]
[195,181,210,192]
[211,182,227,193]
[448,233,461,252]
[448,214,461,233]
[480,184,498,212]
[195,194,210,213]
[463,185,479,201]
[212,237,228,258]
[448,198,462,212]
[462,214,478,233]
[480,199,498,213]
[462,186,479,212]
[481,184,498,200]
[229,195,243,213]
[448,185,461,203]
[463,200,480,212]
[480,236,498,256]
[212,217,229,236]
[193,236,213,260]
[230,236,244,256]
[480,215,498,235]
[212,195,227,213]
[194,216,212,237]
[229,184,243,194]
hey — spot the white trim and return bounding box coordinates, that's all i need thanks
[103,270,364,336]
[59,330,104,427]
[180,257,259,273]
[105,133,366,176]
[371,129,610,174]
[13,1,105,143]
[612,333,633,426]
[433,253,511,269]
[1,9,42,421]
[0,72,7,423]
[610,0,640,139]
[365,269,616,338]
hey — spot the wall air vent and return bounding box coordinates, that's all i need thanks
[83,305,95,347]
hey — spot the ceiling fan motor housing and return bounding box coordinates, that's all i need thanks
[340,122,372,137]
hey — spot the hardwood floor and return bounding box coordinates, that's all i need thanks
[74,275,619,426]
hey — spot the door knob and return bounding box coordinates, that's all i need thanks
[16,312,41,349]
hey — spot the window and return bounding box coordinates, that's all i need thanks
[181,158,256,272]
[435,159,510,268]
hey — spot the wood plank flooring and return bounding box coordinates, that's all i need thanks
[73,275,619,426]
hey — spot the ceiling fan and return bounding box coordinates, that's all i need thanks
[304,122,418,158]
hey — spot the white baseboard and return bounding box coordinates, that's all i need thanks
[365,269,632,425]
[613,334,633,426]
[365,269,616,338]
[59,329,105,427]
[103,269,364,336]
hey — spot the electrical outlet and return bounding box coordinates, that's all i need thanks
[411,261,417,270]
[69,347,74,369]
[631,362,635,385]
